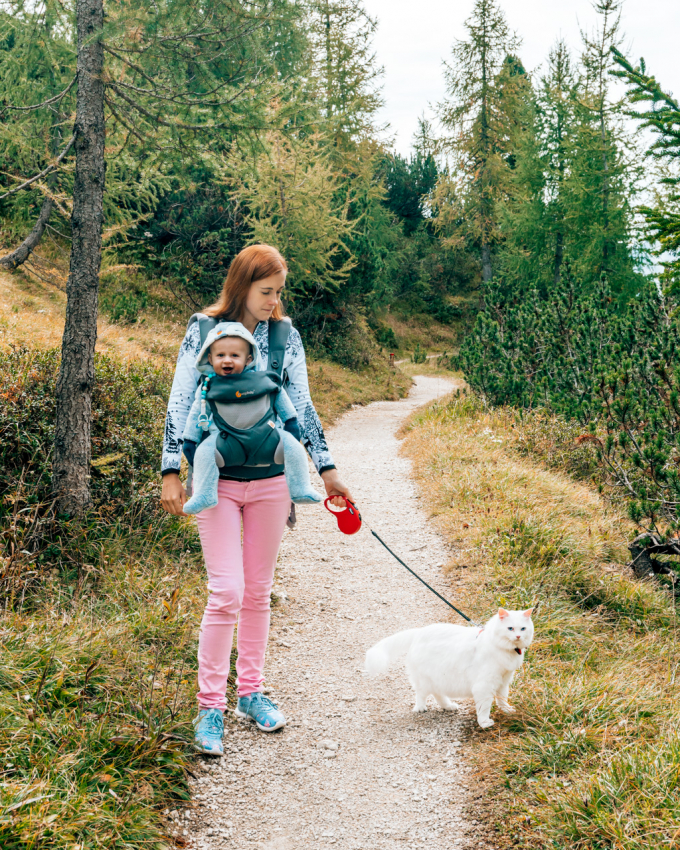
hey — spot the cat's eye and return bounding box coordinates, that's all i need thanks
[521,627,526,631]
[508,627,514,631]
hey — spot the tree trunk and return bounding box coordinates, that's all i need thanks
[481,240,492,283]
[0,198,54,270]
[553,229,563,288]
[52,0,105,515]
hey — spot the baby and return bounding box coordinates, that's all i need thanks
[182,321,321,514]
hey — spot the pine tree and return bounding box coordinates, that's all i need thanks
[435,0,522,283]
[565,0,642,298]
[612,48,680,292]
[306,0,383,148]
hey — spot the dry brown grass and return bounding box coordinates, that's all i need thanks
[383,311,464,355]
[401,392,680,850]
[0,269,188,364]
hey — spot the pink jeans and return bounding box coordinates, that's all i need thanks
[195,476,291,710]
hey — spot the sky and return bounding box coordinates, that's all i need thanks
[362,0,680,156]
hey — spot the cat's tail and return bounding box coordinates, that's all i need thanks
[364,629,420,676]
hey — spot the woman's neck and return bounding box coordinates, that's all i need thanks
[239,311,260,334]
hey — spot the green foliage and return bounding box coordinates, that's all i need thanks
[227,131,356,301]
[612,47,680,293]
[436,0,525,281]
[369,319,397,350]
[382,151,438,236]
[411,343,427,364]
[100,274,150,324]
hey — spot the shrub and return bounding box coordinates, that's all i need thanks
[459,268,680,542]
[0,346,170,587]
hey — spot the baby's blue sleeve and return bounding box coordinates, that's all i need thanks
[274,388,297,423]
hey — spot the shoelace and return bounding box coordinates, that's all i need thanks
[250,693,278,712]
[198,711,223,737]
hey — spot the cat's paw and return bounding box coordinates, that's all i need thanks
[499,703,516,714]
[477,718,495,729]
[412,704,428,713]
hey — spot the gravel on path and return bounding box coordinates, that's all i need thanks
[177,375,485,850]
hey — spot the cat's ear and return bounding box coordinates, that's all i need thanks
[498,608,509,620]
[522,608,534,618]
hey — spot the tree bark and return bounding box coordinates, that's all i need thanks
[52,0,105,514]
[0,198,54,270]
[481,241,492,283]
[553,229,563,288]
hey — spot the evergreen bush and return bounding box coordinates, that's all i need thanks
[0,347,170,579]
[459,269,680,539]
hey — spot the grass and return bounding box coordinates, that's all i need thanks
[401,391,680,850]
[0,510,207,849]
[380,296,477,358]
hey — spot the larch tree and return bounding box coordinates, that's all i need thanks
[2,0,285,513]
[564,0,642,297]
[0,2,76,271]
[52,0,105,515]
[436,0,522,283]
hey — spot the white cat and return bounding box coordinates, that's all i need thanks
[365,608,534,729]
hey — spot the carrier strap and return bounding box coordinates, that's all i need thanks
[267,319,291,380]
[187,313,218,349]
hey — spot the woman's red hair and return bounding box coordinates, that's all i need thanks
[204,244,288,321]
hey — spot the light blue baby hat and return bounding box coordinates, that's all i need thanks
[194,321,261,374]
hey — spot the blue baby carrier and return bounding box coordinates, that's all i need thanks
[187,315,291,480]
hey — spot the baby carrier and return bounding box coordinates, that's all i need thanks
[188,314,291,480]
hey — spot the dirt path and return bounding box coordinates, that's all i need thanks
[184,375,483,850]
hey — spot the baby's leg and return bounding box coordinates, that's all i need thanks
[280,432,321,504]
[184,433,220,515]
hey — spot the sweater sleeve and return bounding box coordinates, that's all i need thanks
[283,326,335,474]
[161,321,202,475]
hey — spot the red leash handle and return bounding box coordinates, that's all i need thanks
[323,495,362,535]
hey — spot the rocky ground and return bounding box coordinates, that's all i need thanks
[173,375,493,850]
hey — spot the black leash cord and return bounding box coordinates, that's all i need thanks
[369,529,473,623]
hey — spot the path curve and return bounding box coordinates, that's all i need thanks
[185,375,478,850]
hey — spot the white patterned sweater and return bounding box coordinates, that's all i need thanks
[161,317,335,477]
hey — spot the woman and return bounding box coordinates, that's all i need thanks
[161,244,352,755]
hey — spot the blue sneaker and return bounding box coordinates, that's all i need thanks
[193,708,224,755]
[234,692,286,732]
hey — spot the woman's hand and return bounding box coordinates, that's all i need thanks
[321,469,354,507]
[161,472,188,516]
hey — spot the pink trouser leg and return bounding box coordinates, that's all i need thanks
[195,476,290,710]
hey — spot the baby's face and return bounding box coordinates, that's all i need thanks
[208,336,253,376]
